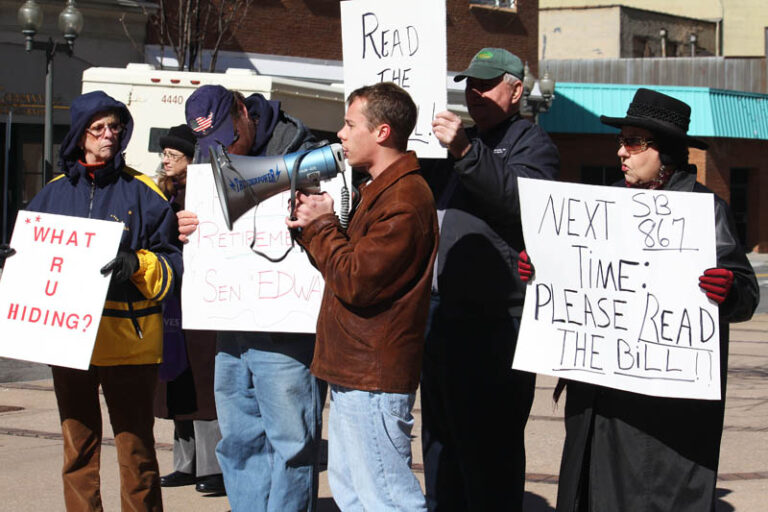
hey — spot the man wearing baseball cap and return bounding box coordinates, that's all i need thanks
[176,85,324,512]
[420,48,560,511]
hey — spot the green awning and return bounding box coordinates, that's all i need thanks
[539,83,768,140]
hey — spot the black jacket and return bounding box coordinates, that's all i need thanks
[556,170,759,512]
[423,113,560,316]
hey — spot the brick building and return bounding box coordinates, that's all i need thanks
[147,0,544,76]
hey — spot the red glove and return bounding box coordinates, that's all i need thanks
[518,250,534,282]
[698,268,734,304]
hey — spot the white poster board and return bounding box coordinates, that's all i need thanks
[0,211,123,369]
[513,178,721,400]
[340,0,447,158]
[181,164,347,332]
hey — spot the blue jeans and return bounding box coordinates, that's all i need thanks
[214,331,324,512]
[328,385,426,511]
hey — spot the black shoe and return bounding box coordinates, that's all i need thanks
[160,471,196,487]
[195,474,226,495]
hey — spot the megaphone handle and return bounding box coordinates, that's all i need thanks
[288,150,305,221]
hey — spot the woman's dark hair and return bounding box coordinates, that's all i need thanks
[654,133,690,169]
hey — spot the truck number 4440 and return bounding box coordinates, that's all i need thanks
[161,94,185,105]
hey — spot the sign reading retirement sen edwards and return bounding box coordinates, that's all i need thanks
[0,211,123,370]
[513,178,721,400]
[340,0,447,158]
[180,164,346,333]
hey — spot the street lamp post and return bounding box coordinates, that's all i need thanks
[521,63,556,124]
[17,0,83,185]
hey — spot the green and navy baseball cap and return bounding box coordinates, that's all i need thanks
[454,48,524,82]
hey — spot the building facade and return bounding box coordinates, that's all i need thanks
[147,0,542,76]
[540,0,768,57]
[540,6,717,60]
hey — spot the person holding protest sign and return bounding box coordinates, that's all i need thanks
[519,88,759,512]
[178,85,324,512]
[25,91,182,511]
[153,124,225,496]
[419,48,560,511]
[287,82,438,511]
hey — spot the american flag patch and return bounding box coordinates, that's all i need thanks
[190,112,213,133]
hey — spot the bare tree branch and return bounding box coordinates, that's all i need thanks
[208,0,254,72]
[118,13,145,60]
[144,0,253,72]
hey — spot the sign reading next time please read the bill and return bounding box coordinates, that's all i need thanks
[340,0,447,158]
[513,178,721,400]
[0,211,123,370]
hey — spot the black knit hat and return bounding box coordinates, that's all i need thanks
[600,88,708,150]
[159,124,196,158]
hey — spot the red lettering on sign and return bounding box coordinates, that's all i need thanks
[6,302,96,332]
[44,280,59,296]
[50,256,64,272]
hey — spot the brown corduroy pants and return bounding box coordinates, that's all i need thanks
[52,364,163,511]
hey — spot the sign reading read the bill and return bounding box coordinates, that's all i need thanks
[0,211,123,369]
[340,0,447,158]
[513,178,721,400]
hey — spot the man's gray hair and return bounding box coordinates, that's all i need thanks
[503,73,521,86]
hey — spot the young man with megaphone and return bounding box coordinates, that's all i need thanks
[178,85,324,512]
[287,82,438,511]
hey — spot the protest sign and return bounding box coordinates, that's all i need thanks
[513,178,720,400]
[340,0,447,158]
[181,164,346,332]
[0,211,123,369]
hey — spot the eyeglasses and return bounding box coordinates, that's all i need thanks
[617,135,655,154]
[85,122,124,138]
[159,151,185,162]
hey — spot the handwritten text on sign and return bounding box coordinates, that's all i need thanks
[181,164,345,332]
[340,0,447,158]
[0,212,123,369]
[513,179,720,400]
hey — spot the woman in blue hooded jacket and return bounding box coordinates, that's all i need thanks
[27,91,182,511]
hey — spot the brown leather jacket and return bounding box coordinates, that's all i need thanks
[298,152,438,393]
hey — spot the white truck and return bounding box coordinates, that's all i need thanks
[81,63,346,175]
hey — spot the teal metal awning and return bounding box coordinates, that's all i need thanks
[539,83,768,140]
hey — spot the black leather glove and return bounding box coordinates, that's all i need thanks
[0,243,16,269]
[100,250,139,284]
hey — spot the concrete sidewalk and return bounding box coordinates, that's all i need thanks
[1,314,766,511]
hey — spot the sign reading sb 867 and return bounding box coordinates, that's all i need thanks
[513,179,720,400]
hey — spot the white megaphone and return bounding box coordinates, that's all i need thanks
[209,143,346,230]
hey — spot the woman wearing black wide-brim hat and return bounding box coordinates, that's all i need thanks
[536,88,759,511]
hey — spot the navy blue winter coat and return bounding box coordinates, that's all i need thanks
[27,91,182,365]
